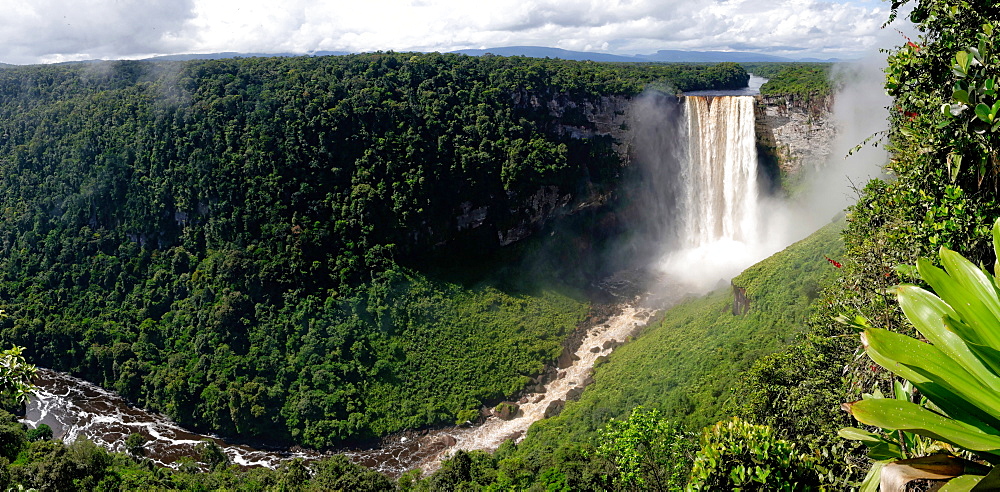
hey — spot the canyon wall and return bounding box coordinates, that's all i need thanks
[754,94,835,176]
[491,90,835,251]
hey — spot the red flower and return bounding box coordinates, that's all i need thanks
[825,256,843,268]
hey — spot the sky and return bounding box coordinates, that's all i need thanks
[1,0,909,65]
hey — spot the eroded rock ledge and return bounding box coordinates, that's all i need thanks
[755,94,835,175]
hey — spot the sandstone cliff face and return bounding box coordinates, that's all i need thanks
[755,94,835,175]
[456,90,835,251]
[512,90,632,144]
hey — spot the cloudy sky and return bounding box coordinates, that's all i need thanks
[2,0,907,65]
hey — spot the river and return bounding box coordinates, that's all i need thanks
[20,89,765,477]
[22,298,661,477]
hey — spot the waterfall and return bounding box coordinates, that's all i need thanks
[681,95,760,248]
[660,95,772,292]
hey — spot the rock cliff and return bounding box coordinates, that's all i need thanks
[472,90,836,251]
[755,94,835,175]
[464,92,632,247]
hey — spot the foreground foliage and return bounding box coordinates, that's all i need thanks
[687,417,821,491]
[842,218,1000,489]
[596,407,694,491]
[0,345,35,407]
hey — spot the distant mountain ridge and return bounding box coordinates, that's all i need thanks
[144,50,352,61]
[451,46,838,63]
[143,47,836,64]
[2,47,836,66]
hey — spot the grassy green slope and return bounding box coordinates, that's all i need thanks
[519,220,845,452]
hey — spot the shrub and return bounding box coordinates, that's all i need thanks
[687,417,821,491]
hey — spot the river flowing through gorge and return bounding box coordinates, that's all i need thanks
[22,93,780,478]
[24,299,660,477]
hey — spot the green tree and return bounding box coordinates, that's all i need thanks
[687,418,821,491]
[26,423,52,442]
[596,406,693,491]
[0,345,36,407]
[124,433,146,459]
[195,438,230,471]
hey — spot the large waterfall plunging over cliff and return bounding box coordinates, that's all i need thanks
[681,96,760,247]
[659,95,777,292]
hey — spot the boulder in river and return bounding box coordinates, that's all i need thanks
[493,402,520,420]
[543,399,565,418]
[557,349,575,369]
[566,386,585,402]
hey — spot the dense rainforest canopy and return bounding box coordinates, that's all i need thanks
[0,52,750,448]
[743,62,834,99]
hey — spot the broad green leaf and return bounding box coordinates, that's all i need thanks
[948,153,964,181]
[944,103,968,117]
[954,89,971,104]
[960,336,1000,380]
[919,258,1000,349]
[994,219,1000,276]
[860,461,886,492]
[845,399,1000,454]
[939,248,1000,322]
[969,47,984,65]
[956,51,971,75]
[940,474,984,491]
[864,328,1000,428]
[840,427,906,459]
[895,263,920,279]
[869,443,907,461]
[839,427,887,443]
[971,465,1000,491]
[976,103,993,123]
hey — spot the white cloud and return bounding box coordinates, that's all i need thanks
[0,0,196,64]
[0,0,895,64]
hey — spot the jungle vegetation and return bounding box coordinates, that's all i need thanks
[3,0,993,486]
[0,53,749,449]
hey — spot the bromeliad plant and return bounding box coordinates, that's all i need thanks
[841,218,1000,490]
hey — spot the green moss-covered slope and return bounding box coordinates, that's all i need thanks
[519,219,844,452]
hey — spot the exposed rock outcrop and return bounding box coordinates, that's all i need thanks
[755,94,835,175]
[493,402,520,420]
[733,281,750,315]
[449,92,632,251]
[543,399,565,418]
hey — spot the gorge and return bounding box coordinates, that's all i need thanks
[17,82,841,479]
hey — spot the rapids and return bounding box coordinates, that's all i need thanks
[23,299,658,477]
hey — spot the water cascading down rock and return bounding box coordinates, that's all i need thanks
[662,95,767,291]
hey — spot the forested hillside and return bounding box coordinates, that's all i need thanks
[0,53,749,446]
[414,0,1000,488]
[743,62,833,99]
